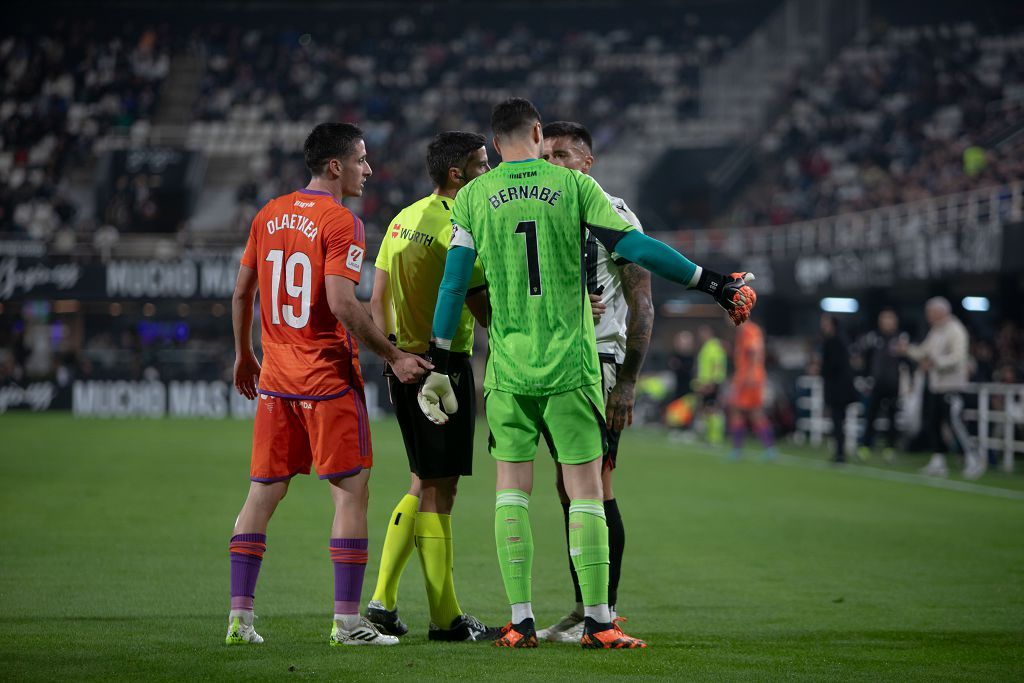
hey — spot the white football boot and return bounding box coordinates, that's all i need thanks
[330,616,400,646]
[225,610,264,645]
[537,611,585,643]
[919,453,949,478]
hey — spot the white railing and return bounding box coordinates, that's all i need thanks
[794,375,1024,472]
[669,181,1024,261]
[968,383,1024,473]
[793,375,872,457]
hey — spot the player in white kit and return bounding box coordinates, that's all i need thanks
[537,121,654,643]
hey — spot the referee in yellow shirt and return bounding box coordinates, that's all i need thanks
[365,131,498,642]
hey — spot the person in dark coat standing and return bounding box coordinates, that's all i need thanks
[857,309,906,461]
[820,313,857,463]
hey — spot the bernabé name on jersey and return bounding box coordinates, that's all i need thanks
[266,213,318,241]
[487,185,562,210]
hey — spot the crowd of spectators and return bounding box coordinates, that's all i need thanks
[192,7,740,237]
[3,13,1024,253]
[0,21,171,248]
[725,22,1024,227]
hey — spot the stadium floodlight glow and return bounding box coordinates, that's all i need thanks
[820,297,859,313]
[962,296,990,312]
[660,299,692,317]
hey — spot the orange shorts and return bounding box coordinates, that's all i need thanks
[250,388,372,482]
[731,385,764,411]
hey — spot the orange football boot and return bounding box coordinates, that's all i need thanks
[580,617,647,649]
[494,619,538,648]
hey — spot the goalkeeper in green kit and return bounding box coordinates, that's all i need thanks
[419,98,756,649]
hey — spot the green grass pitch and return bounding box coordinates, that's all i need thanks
[1,413,1022,680]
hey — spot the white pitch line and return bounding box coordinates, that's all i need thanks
[690,446,1024,501]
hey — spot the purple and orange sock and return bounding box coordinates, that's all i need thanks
[330,538,368,616]
[730,424,747,450]
[755,421,775,448]
[229,533,267,612]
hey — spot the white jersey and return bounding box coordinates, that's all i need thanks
[586,192,643,364]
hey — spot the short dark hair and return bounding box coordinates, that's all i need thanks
[491,97,541,139]
[542,121,593,152]
[303,122,364,176]
[426,131,487,189]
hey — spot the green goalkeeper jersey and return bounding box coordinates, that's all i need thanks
[450,158,635,395]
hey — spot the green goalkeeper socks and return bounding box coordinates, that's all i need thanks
[568,499,610,607]
[495,489,533,605]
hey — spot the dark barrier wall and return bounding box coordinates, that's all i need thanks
[0,255,377,301]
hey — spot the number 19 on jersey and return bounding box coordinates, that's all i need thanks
[265,249,311,328]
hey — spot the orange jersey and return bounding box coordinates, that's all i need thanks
[734,322,766,386]
[241,189,366,400]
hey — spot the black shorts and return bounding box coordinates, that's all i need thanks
[389,353,475,479]
[600,355,622,470]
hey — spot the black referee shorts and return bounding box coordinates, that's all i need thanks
[389,353,475,479]
[701,384,720,407]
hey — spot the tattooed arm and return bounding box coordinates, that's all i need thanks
[606,263,654,431]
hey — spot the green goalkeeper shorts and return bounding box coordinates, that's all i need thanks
[485,382,607,465]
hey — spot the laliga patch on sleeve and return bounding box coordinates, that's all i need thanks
[346,244,365,271]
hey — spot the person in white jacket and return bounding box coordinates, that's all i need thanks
[899,297,979,478]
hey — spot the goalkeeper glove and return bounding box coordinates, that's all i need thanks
[695,270,757,325]
[417,342,458,425]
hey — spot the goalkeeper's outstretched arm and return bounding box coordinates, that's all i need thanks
[590,227,756,325]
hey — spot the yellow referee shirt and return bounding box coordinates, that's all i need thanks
[374,194,486,354]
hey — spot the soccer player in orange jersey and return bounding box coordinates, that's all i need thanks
[225,123,432,647]
[728,319,777,460]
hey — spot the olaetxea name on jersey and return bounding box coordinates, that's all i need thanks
[265,213,319,240]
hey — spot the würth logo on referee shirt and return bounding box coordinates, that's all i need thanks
[391,223,400,238]
[394,227,435,246]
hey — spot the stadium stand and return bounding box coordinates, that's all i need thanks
[722,22,1024,226]
[0,21,170,244]
[182,7,756,241]
[3,4,775,256]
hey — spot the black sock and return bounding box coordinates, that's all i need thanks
[605,498,625,609]
[562,501,583,606]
